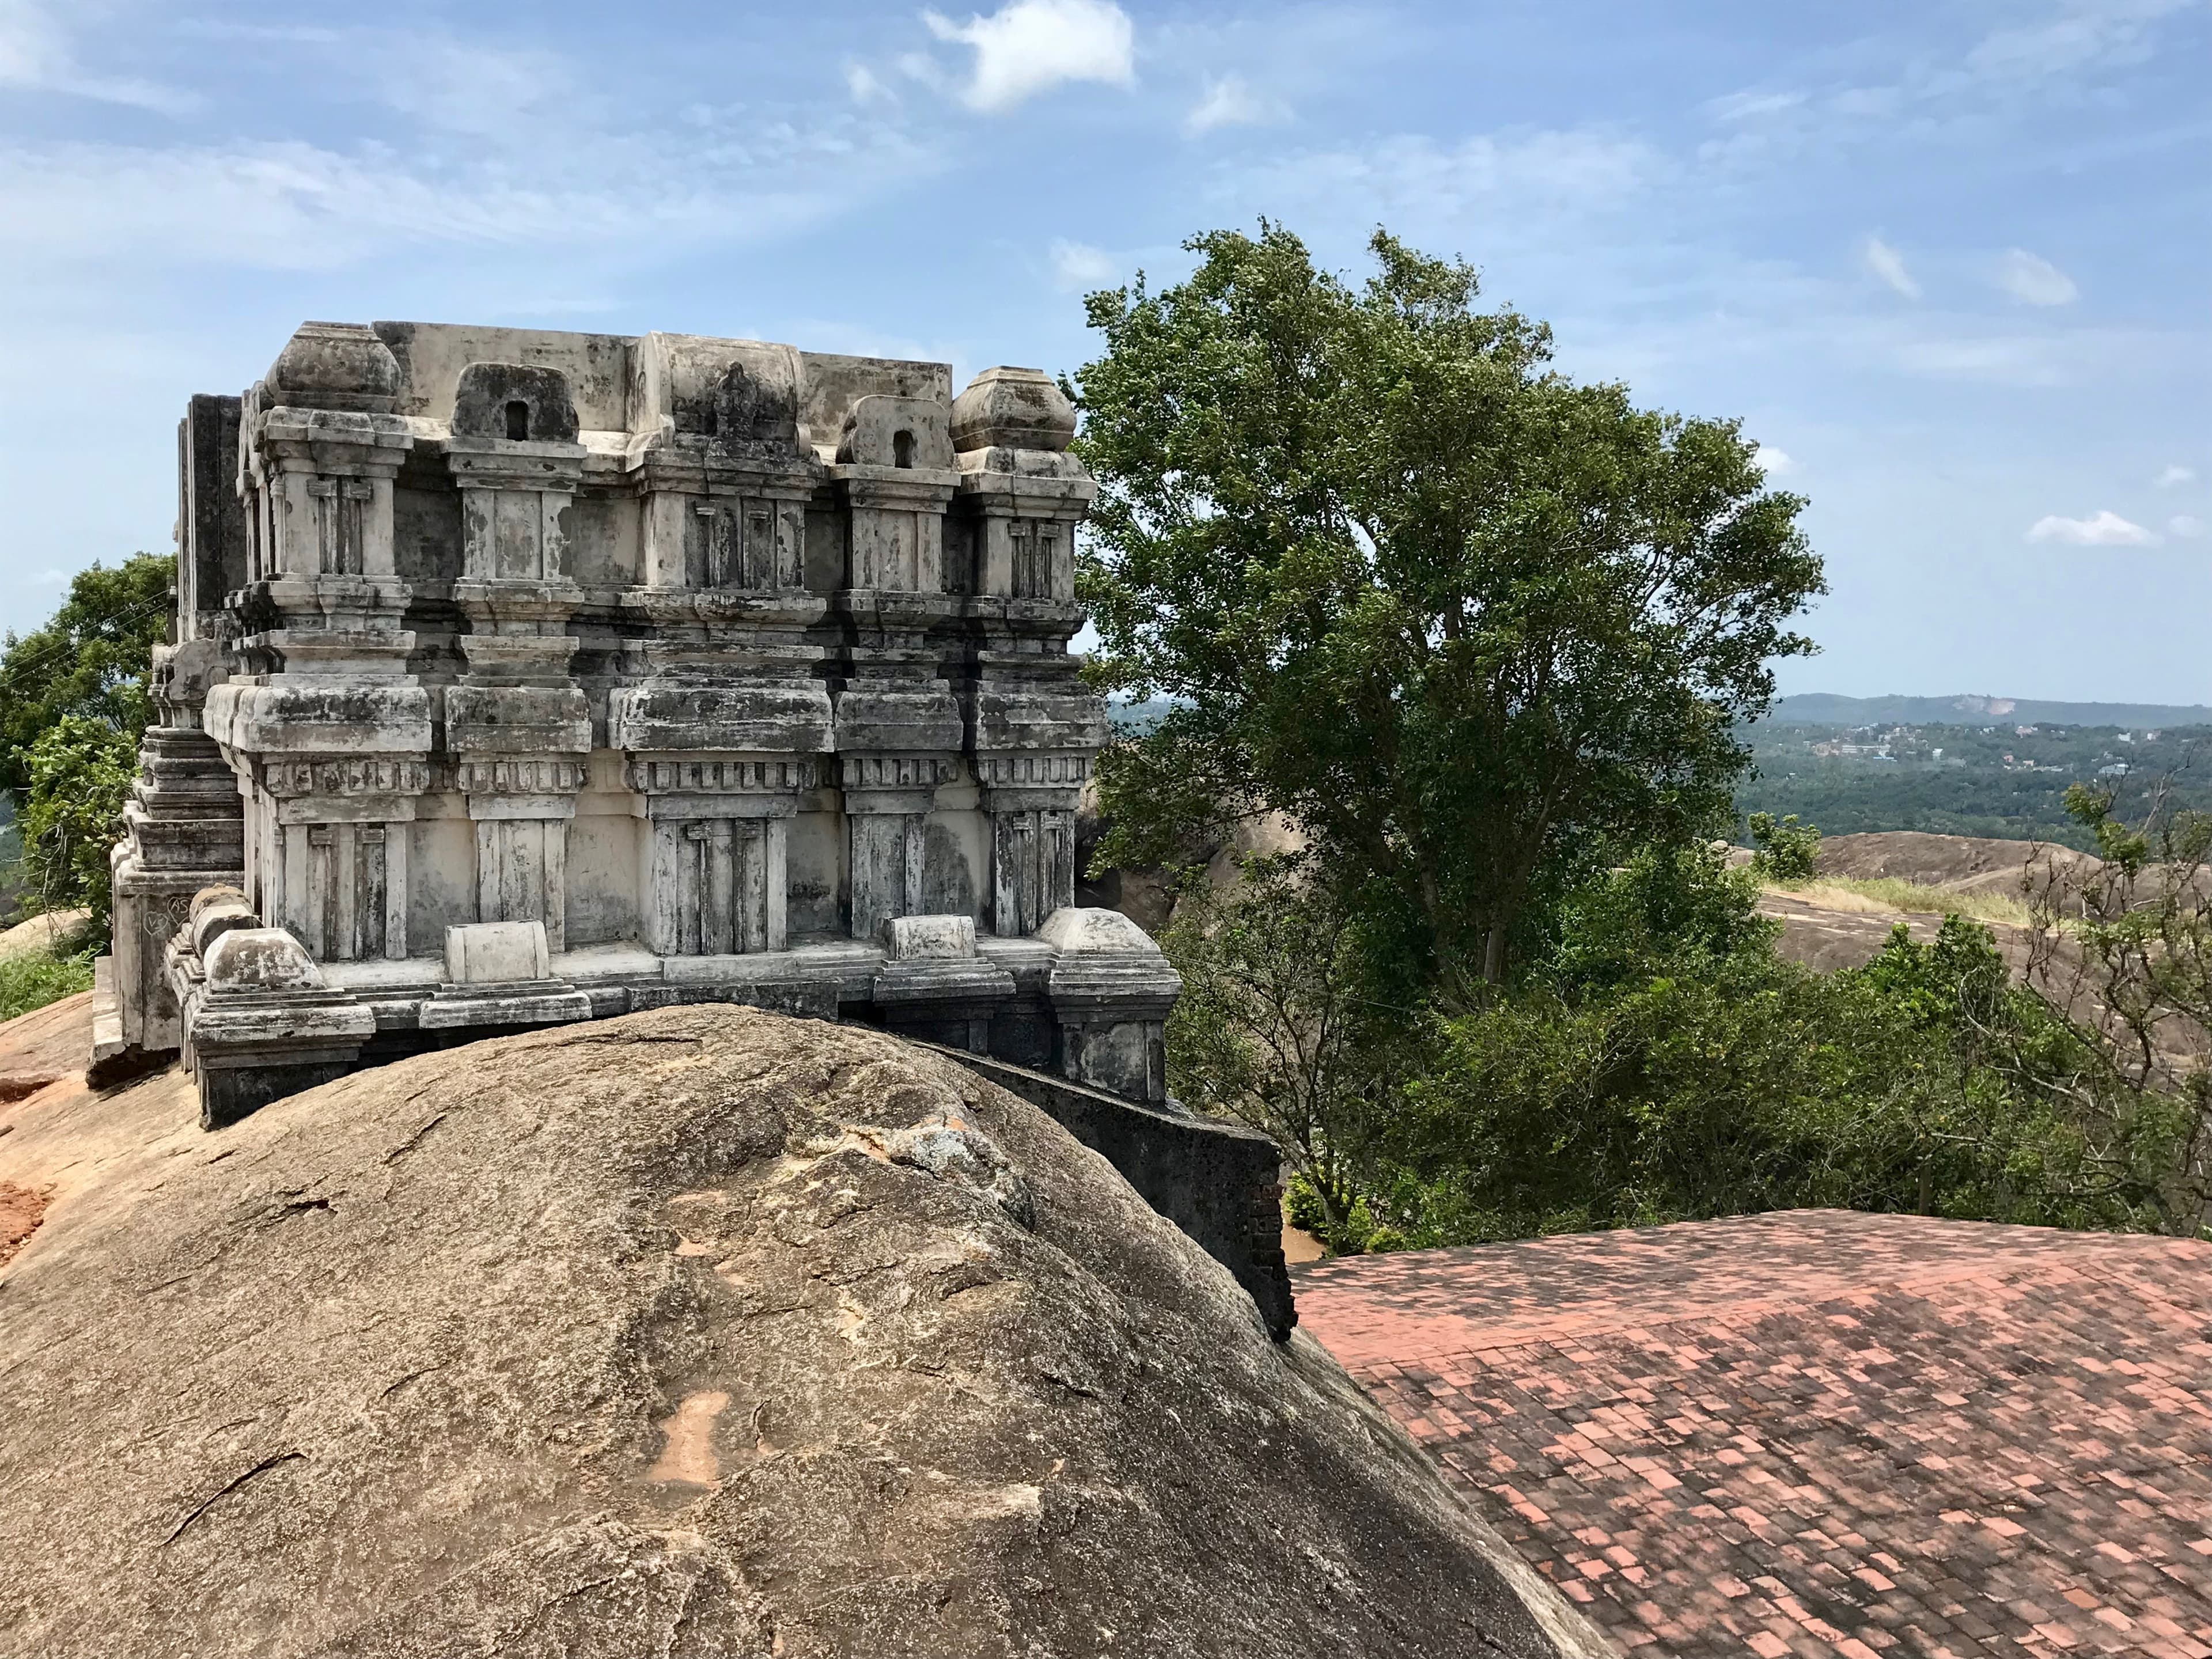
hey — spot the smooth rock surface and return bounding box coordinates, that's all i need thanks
[0,1006,1598,1659]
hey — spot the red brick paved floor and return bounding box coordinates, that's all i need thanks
[1296,1210,2212,1658]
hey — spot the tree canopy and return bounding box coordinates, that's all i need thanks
[0,553,173,796]
[0,552,171,930]
[1073,226,1823,998]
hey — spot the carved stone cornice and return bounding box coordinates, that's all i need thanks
[839,753,961,793]
[971,752,1092,790]
[624,755,821,796]
[260,756,433,798]
[449,757,589,797]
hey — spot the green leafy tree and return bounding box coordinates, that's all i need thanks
[1160,857,1403,1243]
[0,553,171,930]
[1075,225,1823,1002]
[18,716,139,930]
[2018,785,2212,1236]
[0,553,173,796]
[1746,810,1821,881]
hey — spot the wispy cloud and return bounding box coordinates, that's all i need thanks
[2156,464,2196,487]
[1233,127,1662,237]
[1964,0,2197,87]
[2170,514,2206,539]
[1699,0,2205,175]
[0,118,938,273]
[0,0,198,113]
[1753,445,1795,476]
[1864,236,1920,299]
[1185,74,1287,135]
[922,0,1135,113]
[1706,89,1806,123]
[846,62,892,104]
[1049,237,1117,290]
[1896,335,2062,387]
[1997,248,2078,306]
[2026,509,2158,546]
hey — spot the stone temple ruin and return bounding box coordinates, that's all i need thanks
[99,320,1186,1132]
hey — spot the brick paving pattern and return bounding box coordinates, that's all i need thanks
[1296,1210,2212,1657]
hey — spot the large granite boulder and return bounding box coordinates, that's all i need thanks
[0,1006,1600,1658]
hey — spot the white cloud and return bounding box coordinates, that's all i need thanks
[0,0,198,113]
[374,40,572,137]
[1895,336,2063,386]
[1965,0,2195,87]
[1997,248,2078,306]
[1238,128,1661,233]
[1049,237,1116,290]
[1706,89,1806,122]
[2025,509,2157,546]
[2169,514,2206,538]
[1863,236,1920,298]
[1185,74,1287,135]
[846,63,892,104]
[922,0,1135,113]
[1753,445,1794,476]
[2156,464,2196,487]
[0,123,937,272]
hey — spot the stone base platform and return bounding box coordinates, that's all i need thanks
[161,897,1182,1131]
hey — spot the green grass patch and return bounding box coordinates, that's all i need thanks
[1770,875,2035,929]
[0,941,96,1023]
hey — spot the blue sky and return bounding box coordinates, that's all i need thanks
[1,0,2205,700]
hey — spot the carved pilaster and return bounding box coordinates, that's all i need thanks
[839,755,961,942]
[240,755,431,963]
[622,756,819,956]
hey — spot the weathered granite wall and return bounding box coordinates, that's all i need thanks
[933,1046,1297,1339]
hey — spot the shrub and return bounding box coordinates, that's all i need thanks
[17,716,138,933]
[1747,810,1821,881]
[0,937,97,1022]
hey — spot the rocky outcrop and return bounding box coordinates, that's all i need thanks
[1812,830,2100,895]
[0,1006,1603,1658]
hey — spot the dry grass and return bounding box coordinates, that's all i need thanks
[1769,877,2036,929]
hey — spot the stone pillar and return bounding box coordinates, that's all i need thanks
[977,755,1088,937]
[105,639,247,1062]
[946,368,1104,938]
[201,321,433,969]
[840,755,961,942]
[444,361,593,950]
[249,757,430,962]
[624,757,815,956]
[828,394,963,941]
[613,340,834,963]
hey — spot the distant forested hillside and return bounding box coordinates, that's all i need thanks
[1737,717,2212,850]
[1770,693,2212,730]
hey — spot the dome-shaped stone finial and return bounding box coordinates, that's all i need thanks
[950,366,1077,454]
[267,321,402,414]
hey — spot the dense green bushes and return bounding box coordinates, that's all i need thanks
[0,553,171,936]
[0,937,97,1023]
[17,717,139,933]
[1186,846,2205,1253]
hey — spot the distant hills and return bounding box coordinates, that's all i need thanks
[1767,694,2212,730]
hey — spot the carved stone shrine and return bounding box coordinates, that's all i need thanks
[101,321,1180,1128]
